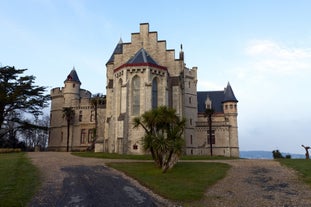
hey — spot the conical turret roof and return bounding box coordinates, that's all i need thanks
[64,68,81,84]
[223,82,238,103]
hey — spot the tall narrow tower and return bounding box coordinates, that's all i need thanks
[222,82,239,156]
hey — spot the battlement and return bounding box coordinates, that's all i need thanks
[184,66,198,79]
[50,87,63,96]
[80,89,92,98]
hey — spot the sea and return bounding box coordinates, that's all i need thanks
[240,151,305,159]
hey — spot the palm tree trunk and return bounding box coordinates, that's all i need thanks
[66,118,70,152]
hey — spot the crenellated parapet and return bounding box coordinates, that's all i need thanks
[50,87,63,97]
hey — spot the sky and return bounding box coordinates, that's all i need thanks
[1,0,311,154]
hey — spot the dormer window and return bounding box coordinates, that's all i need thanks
[205,97,212,109]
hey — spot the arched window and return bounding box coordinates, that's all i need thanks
[118,79,122,114]
[152,78,158,109]
[132,76,140,115]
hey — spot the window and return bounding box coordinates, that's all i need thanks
[90,111,94,122]
[81,129,86,144]
[88,129,94,143]
[207,130,215,144]
[190,118,193,126]
[190,135,193,145]
[61,131,63,142]
[118,79,122,114]
[73,83,75,88]
[189,81,191,88]
[189,97,192,104]
[132,76,140,115]
[79,111,82,122]
[152,78,158,109]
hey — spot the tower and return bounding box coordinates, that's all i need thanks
[63,68,81,107]
[222,82,239,157]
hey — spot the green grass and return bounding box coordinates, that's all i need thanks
[0,153,40,207]
[279,159,311,186]
[72,152,236,160]
[107,162,230,202]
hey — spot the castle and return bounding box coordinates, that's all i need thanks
[48,23,239,157]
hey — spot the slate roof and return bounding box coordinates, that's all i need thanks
[64,68,81,84]
[107,39,123,64]
[126,48,158,65]
[114,48,167,72]
[223,82,238,103]
[197,91,225,113]
[197,83,238,113]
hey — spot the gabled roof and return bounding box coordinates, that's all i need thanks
[107,39,123,64]
[114,48,167,72]
[223,82,238,103]
[64,68,81,84]
[126,48,158,65]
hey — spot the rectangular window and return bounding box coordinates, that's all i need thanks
[88,129,94,143]
[79,111,83,122]
[81,129,86,144]
[207,130,215,144]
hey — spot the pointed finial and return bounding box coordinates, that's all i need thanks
[180,44,183,50]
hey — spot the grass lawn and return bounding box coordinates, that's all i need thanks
[279,159,311,186]
[72,152,232,203]
[107,162,230,202]
[0,153,40,207]
[72,152,235,160]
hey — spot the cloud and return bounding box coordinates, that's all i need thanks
[245,39,311,75]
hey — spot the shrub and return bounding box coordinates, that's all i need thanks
[272,150,283,159]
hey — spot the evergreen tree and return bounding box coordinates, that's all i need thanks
[0,66,49,145]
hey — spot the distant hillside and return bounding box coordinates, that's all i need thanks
[240,151,305,159]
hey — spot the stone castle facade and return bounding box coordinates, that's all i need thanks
[48,23,239,157]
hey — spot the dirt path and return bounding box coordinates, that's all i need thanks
[28,153,311,207]
[191,159,311,207]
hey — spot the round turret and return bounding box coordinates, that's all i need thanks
[63,68,81,107]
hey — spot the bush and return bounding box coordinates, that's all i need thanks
[285,154,292,159]
[272,150,283,159]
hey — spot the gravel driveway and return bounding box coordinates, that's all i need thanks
[27,152,169,207]
[27,152,311,207]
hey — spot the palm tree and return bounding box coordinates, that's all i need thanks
[62,107,75,152]
[89,94,105,151]
[133,106,186,173]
